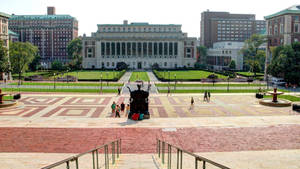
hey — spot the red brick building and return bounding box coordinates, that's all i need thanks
[8,7,78,66]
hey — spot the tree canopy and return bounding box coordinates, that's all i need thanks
[67,38,82,70]
[228,60,236,70]
[267,42,300,85]
[197,46,207,65]
[9,41,38,75]
[0,40,9,74]
[241,34,266,76]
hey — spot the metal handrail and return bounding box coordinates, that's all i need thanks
[41,138,121,169]
[157,139,230,169]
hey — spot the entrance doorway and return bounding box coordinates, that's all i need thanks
[138,62,142,69]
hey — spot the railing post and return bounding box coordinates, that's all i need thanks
[112,142,115,164]
[195,157,198,169]
[168,144,171,169]
[117,140,119,158]
[105,145,109,169]
[203,161,206,169]
[92,151,95,169]
[75,157,79,169]
[158,139,161,158]
[180,150,183,169]
[162,141,165,164]
[120,139,122,154]
[96,149,99,169]
[66,161,70,169]
[177,149,179,169]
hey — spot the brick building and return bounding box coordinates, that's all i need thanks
[200,10,266,48]
[0,12,10,47]
[8,7,78,67]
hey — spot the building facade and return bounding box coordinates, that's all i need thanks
[200,10,266,48]
[0,12,10,48]
[8,7,78,66]
[207,42,244,70]
[264,5,300,79]
[82,20,197,69]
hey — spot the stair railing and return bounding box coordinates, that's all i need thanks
[157,139,230,169]
[41,138,121,169]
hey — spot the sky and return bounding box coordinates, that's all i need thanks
[0,0,299,37]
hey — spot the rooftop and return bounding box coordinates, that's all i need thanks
[265,5,300,19]
[0,12,10,18]
[8,29,18,36]
[9,14,76,20]
[97,22,181,27]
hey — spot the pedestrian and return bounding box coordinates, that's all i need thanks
[208,91,211,102]
[115,105,121,118]
[125,104,130,117]
[111,101,116,115]
[118,87,121,95]
[190,97,194,110]
[121,102,125,114]
[203,91,208,102]
[167,86,170,96]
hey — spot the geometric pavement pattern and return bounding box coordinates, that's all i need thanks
[0,94,297,118]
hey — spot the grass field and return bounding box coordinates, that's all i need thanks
[264,95,300,102]
[1,88,117,93]
[158,89,289,93]
[63,70,125,80]
[155,83,266,87]
[154,70,227,80]
[130,72,150,82]
[237,72,264,77]
[9,82,123,87]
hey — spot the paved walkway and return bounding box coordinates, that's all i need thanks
[122,82,158,94]
[118,72,132,83]
[147,71,159,82]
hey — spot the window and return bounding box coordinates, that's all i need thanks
[107,62,110,67]
[164,42,168,55]
[280,24,284,34]
[274,25,278,34]
[159,43,163,55]
[164,62,167,67]
[294,23,299,33]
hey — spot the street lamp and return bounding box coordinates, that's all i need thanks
[100,72,103,94]
[227,77,230,92]
[106,72,109,86]
[53,73,56,90]
[174,74,177,90]
[168,71,170,89]
[66,69,69,84]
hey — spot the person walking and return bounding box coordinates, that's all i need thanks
[190,97,194,110]
[115,105,121,118]
[208,91,211,102]
[167,86,170,96]
[121,102,125,114]
[204,91,208,102]
[111,101,116,116]
[117,87,121,96]
[125,104,130,117]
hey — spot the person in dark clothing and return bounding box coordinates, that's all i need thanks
[120,102,125,113]
[118,87,121,95]
[190,97,194,110]
[115,105,121,118]
[208,91,211,102]
[204,91,208,102]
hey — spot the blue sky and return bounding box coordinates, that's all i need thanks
[1,0,299,37]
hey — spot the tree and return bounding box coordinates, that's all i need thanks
[51,61,64,71]
[116,62,128,70]
[29,54,41,71]
[9,42,38,82]
[267,42,300,85]
[152,63,160,70]
[241,34,266,76]
[194,62,207,69]
[0,40,9,80]
[67,38,82,70]
[228,60,236,70]
[197,46,207,64]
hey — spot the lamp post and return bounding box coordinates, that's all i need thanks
[174,74,177,90]
[168,71,170,89]
[53,73,56,90]
[106,72,109,86]
[227,77,230,92]
[66,69,69,84]
[100,72,103,94]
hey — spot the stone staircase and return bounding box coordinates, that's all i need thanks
[113,154,160,169]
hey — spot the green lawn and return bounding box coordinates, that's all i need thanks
[154,70,227,80]
[130,72,150,82]
[155,83,266,87]
[264,95,300,102]
[237,72,264,77]
[9,82,123,87]
[1,88,117,93]
[63,70,125,80]
[159,89,289,93]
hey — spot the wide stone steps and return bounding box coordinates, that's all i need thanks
[113,154,160,169]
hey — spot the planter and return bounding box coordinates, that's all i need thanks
[255,93,263,99]
[292,104,300,112]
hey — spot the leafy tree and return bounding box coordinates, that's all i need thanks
[228,60,236,70]
[67,38,82,70]
[267,42,300,85]
[51,61,64,71]
[9,42,38,81]
[241,34,266,76]
[197,46,207,64]
[0,40,9,79]
[116,62,128,70]
[29,54,41,71]
[194,62,207,69]
[152,63,160,70]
